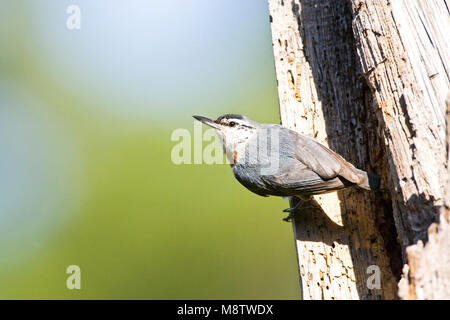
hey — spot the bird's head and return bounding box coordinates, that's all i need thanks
[193,114,259,158]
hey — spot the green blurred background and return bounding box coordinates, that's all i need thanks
[0,0,299,299]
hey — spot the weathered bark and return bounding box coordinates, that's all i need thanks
[268,0,449,300]
[398,94,450,299]
[350,0,448,251]
[269,0,398,299]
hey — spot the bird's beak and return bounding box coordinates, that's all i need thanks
[192,115,220,129]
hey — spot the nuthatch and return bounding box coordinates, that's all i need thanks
[193,114,380,221]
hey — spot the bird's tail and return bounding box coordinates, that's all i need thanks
[355,169,380,191]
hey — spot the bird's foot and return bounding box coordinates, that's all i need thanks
[282,199,303,222]
[282,212,294,222]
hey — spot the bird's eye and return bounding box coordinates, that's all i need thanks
[229,121,236,127]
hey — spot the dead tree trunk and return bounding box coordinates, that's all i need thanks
[398,95,450,299]
[268,0,449,300]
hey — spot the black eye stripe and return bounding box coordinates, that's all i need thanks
[219,120,253,129]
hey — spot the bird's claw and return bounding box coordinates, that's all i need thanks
[282,213,294,222]
[282,198,304,222]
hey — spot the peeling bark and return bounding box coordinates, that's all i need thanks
[268,0,449,299]
[398,94,450,300]
[350,0,448,250]
[268,0,398,300]
[351,0,450,299]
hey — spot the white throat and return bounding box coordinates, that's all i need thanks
[218,128,257,165]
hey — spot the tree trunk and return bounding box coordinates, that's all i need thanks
[268,0,449,300]
[398,94,450,299]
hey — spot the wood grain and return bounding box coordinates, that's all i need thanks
[268,0,449,299]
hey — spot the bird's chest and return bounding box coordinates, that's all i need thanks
[224,134,255,167]
[232,163,268,194]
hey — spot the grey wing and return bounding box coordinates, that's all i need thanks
[260,158,348,195]
[289,130,364,185]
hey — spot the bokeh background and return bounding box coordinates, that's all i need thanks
[0,0,300,299]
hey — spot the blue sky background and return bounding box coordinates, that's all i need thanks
[25,0,276,119]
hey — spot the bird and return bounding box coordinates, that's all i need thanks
[193,114,380,221]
